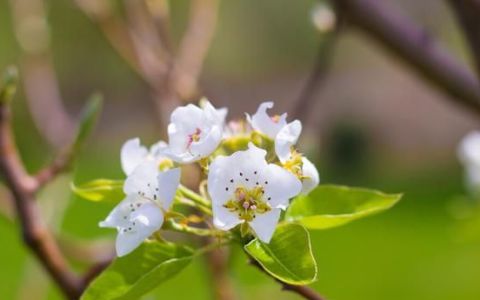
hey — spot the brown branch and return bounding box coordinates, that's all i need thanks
[33,148,75,191]
[0,100,82,299]
[292,31,338,121]
[249,258,325,300]
[73,0,154,84]
[73,0,219,130]
[204,240,235,300]
[173,0,219,100]
[448,0,480,79]
[334,0,480,116]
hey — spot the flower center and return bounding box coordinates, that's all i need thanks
[223,186,271,221]
[187,128,202,147]
[282,149,303,178]
[271,115,281,123]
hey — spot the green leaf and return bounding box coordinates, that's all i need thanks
[285,185,402,230]
[81,241,194,300]
[73,93,103,153]
[0,66,18,104]
[245,223,317,285]
[71,179,124,202]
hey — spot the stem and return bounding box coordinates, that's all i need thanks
[175,196,212,215]
[178,185,211,208]
[0,82,82,299]
[249,257,326,300]
[164,219,221,237]
[334,0,480,116]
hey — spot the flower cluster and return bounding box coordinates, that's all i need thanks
[100,100,319,256]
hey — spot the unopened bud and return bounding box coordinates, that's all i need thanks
[311,3,336,33]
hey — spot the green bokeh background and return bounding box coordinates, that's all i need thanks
[1,0,480,299]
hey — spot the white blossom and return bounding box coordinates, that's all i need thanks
[120,138,168,175]
[246,101,287,139]
[301,157,320,195]
[164,100,227,163]
[100,161,180,256]
[275,120,302,164]
[208,143,302,243]
[458,131,480,193]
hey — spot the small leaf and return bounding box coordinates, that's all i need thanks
[0,66,18,104]
[285,185,402,230]
[71,179,124,202]
[245,223,317,285]
[73,93,103,153]
[81,241,194,300]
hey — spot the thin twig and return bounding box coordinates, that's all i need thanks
[249,258,325,300]
[0,100,82,299]
[448,0,480,79]
[73,0,219,129]
[334,0,480,116]
[173,0,219,100]
[204,238,235,300]
[292,31,338,121]
[33,148,75,191]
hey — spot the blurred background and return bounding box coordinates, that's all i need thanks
[1,0,480,299]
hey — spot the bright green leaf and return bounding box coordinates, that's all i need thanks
[73,93,103,153]
[71,179,124,202]
[285,185,402,230]
[81,241,194,300]
[245,223,317,285]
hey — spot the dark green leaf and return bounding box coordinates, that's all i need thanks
[71,179,124,202]
[285,185,402,230]
[73,93,102,152]
[245,223,317,285]
[81,241,194,300]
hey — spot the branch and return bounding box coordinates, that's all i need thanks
[448,0,480,78]
[0,88,82,299]
[204,240,235,300]
[33,148,75,191]
[173,0,219,100]
[73,0,219,130]
[73,0,149,82]
[249,258,325,300]
[292,32,338,121]
[334,0,480,116]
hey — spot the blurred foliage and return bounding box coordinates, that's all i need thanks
[1,0,480,299]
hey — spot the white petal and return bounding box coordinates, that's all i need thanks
[115,202,164,256]
[212,205,243,230]
[247,102,287,138]
[121,138,148,175]
[166,102,225,163]
[249,209,281,243]
[99,195,139,229]
[202,99,227,126]
[164,149,196,164]
[458,131,480,168]
[131,202,164,228]
[157,168,181,210]
[263,164,302,210]
[208,143,268,207]
[275,120,302,163]
[170,104,205,133]
[189,126,222,158]
[301,157,320,194]
[124,161,160,200]
[149,141,168,161]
